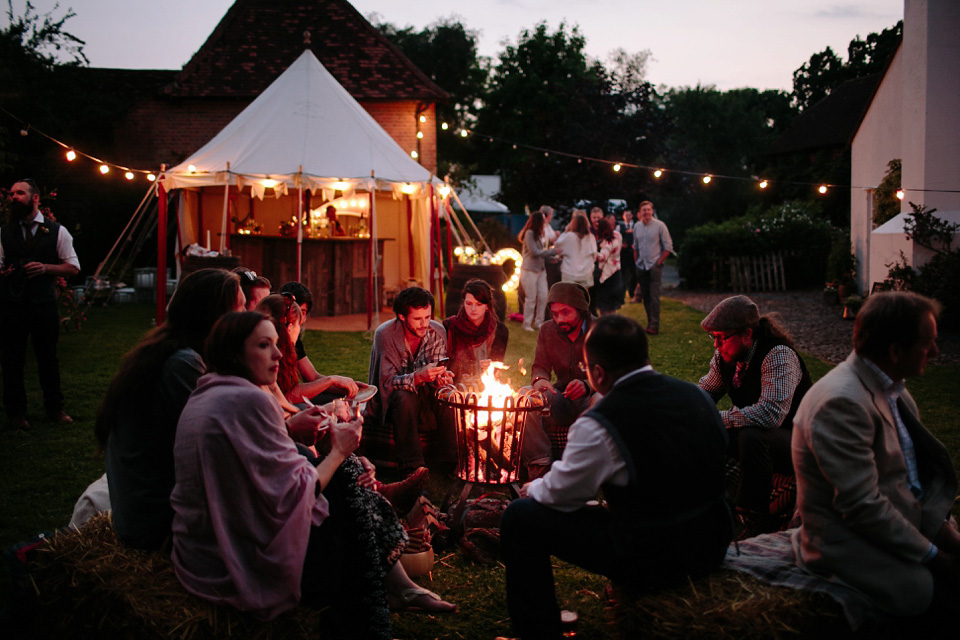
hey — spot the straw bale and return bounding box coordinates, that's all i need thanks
[606,571,846,639]
[29,514,322,639]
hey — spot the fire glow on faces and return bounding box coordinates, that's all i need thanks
[550,302,581,336]
[463,293,488,327]
[243,319,282,386]
[399,305,433,339]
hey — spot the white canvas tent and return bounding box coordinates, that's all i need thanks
[869,210,960,289]
[156,49,440,323]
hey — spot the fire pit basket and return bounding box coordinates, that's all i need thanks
[436,384,545,485]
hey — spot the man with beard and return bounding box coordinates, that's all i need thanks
[0,179,80,430]
[362,286,455,474]
[530,282,596,461]
[698,295,811,537]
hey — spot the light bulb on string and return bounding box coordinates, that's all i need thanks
[124,171,134,180]
[818,185,828,195]
[758,179,768,189]
[410,150,419,159]
[577,158,582,164]
[460,130,468,138]
[416,131,424,139]
[702,175,712,185]
[188,164,197,173]
[147,173,156,182]
[65,149,77,162]
[419,115,426,123]
[653,169,663,179]
[613,163,621,172]
[441,122,449,130]
[896,189,904,200]
[99,164,110,175]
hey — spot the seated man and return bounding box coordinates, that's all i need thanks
[278,281,358,403]
[530,282,596,460]
[697,295,811,534]
[792,292,960,617]
[501,315,733,639]
[362,286,455,474]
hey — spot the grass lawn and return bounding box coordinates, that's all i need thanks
[1,296,958,638]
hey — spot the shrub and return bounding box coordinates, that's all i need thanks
[678,200,834,289]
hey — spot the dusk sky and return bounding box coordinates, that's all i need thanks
[10,0,903,92]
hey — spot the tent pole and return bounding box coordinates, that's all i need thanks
[157,168,168,326]
[219,162,230,254]
[431,184,443,315]
[367,172,377,330]
[296,167,303,282]
[447,182,493,255]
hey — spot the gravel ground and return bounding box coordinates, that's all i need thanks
[663,288,960,365]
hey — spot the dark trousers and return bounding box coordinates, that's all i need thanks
[0,300,64,417]
[501,497,732,639]
[727,426,794,512]
[636,264,664,331]
[387,387,456,473]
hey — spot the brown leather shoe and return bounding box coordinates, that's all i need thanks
[377,466,428,514]
[48,411,74,424]
[8,416,30,430]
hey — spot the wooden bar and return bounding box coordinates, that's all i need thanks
[229,235,391,316]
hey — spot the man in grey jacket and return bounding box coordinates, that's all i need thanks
[632,200,672,335]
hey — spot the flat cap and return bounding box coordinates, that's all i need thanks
[547,281,590,312]
[701,295,760,332]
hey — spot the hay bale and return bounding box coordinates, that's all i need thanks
[606,571,846,639]
[30,514,322,639]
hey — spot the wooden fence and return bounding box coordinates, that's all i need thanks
[711,253,787,292]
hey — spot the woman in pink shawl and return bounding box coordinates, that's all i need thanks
[171,312,454,638]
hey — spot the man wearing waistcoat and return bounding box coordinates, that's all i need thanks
[698,295,811,536]
[501,315,732,639]
[1,179,80,430]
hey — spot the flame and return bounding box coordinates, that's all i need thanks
[476,362,513,428]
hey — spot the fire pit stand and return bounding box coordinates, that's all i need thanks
[436,384,545,527]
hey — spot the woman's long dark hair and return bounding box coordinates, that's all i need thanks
[255,293,302,394]
[94,269,241,447]
[204,311,271,378]
[517,211,546,244]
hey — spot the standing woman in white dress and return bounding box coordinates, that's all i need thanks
[554,210,597,289]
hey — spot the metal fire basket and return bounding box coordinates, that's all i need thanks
[437,384,545,485]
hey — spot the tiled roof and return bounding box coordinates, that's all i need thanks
[165,0,448,102]
[768,73,883,156]
[58,67,176,99]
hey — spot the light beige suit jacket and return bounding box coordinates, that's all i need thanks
[791,352,957,615]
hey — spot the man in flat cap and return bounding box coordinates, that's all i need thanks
[698,295,811,536]
[530,282,596,464]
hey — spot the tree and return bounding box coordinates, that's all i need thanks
[376,16,488,180]
[0,0,87,171]
[791,21,902,111]
[873,158,901,227]
[474,22,665,213]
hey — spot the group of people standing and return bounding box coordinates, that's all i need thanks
[518,200,673,334]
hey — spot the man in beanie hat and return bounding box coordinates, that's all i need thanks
[530,282,596,462]
[697,295,812,537]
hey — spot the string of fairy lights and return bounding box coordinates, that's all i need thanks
[6,105,959,199]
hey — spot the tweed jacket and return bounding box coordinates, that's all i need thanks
[791,352,957,615]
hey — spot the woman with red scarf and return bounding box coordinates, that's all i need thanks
[443,279,508,384]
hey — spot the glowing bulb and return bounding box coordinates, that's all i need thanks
[262,179,277,188]
[417,131,424,139]
[441,122,449,130]
[653,169,663,178]
[332,180,351,190]
[759,179,768,189]
[419,115,426,123]
[896,189,904,200]
[65,150,77,161]
[147,173,156,182]
[460,130,468,138]
[187,164,197,173]
[125,171,135,180]
[99,164,110,175]
[438,184,451,197]
[818,185,828,194]
[613,163,621,172]
[410,150,419,159]
[702,175,712,184]
[401,183,416,195]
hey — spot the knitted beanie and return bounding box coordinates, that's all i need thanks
[546,282,590,312]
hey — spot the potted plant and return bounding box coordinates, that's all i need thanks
[823,281,840,305]
[842,294,864,320]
